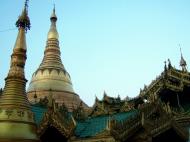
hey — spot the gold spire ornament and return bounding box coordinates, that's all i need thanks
[48,5,59,39]
[0,1,39,142]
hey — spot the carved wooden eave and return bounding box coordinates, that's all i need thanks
[37,107,76,139]
[90,95,127,117]
[110,102,189,142]
[110,113,141,142]
[90,98,108,116]
[94,129,111,138]
[71,136,115,142]
[71,130,114,142]
[139,67,190,98]
[141,102,188,141]
[90,105,106,117]
[175,114,190,126]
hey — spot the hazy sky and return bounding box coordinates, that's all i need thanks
[0,0,190,106]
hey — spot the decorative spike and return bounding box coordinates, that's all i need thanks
[95,95,99,102]
[50,4,57,21]
[168,58,172,69]
[179,45,187,72]
[25,0,29,11]
[164,60,167,71]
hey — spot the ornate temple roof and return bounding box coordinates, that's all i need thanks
[136,59,190,121]
[27,7,74,93]
[75,110,137,138]
[30,95,138,139]
[90,93,136,116]
[111,100,189,142]
[139,60,190,97]
[31,97,75,139]
[31,99,137,139]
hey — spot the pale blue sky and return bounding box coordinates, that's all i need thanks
[0,0,190,106]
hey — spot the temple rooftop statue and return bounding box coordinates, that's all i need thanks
[0,0,39,141]
[27,6,88,111]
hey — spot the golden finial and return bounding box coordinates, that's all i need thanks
[16,0,30,31]
[53,3,55,12]
[48,4,58,39]
[25,0,29,11]
[51,3,57,21]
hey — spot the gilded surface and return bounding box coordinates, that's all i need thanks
[27,8,87,111]
[0,4,39,141]
[27,9,74,94]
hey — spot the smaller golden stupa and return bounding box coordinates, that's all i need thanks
[0,1,39,142]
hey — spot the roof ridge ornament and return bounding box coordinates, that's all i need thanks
[179,44,187,72]
[164,60,167,71]
[168,58,172,69]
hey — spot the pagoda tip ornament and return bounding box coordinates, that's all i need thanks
[16,0,30,31]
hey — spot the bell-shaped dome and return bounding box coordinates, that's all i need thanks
[28,68,74,93]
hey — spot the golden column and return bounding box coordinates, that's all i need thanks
[0,1,39,142]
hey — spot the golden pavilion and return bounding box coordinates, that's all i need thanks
[0,1,190,142]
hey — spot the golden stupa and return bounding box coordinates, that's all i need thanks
[0,2,39,142]
[27,7,87,111]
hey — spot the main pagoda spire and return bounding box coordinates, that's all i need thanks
[38,6,65,71]
[27,7,87,111]
[0,1,39,141]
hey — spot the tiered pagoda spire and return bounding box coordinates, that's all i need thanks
[28,6,74,94]
[27,7,86,111]
[38,6,66,71]
[0,1,39,141]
